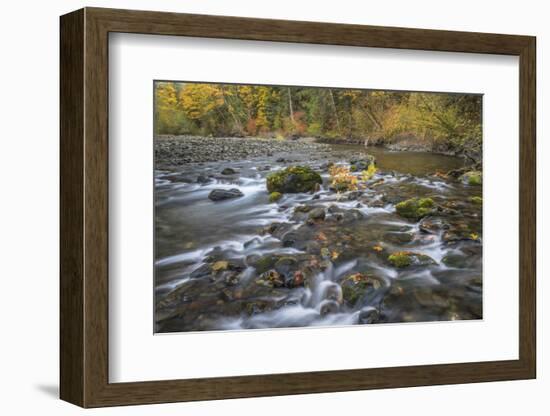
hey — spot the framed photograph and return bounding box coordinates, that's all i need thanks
[60,7,536,407]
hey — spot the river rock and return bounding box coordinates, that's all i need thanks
[221,167,237,175]
[189,263,211,279]
[460,171,482,186]
[419,216,449,234]
[358,307,380,324]
[442,253,470,268]
[387,251,436,268]
[274,256,298,277]
[196,174,212,184]
[395,197,436,220]
[341,273,384,307]
[208,188,244,201]
[319,300,340,316]
[308,207,326,221]
[349,154,376,171]
[266,166,322,193]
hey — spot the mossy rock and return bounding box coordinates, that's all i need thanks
[250,254,278,274]
[349,155,376,171]
[388,251,436,268]
[269,192,282,202]
[395,197,436,220]
[470,196,483,205]
[266,166,322,194]
[341,273,384,307]
[460,171,482,186]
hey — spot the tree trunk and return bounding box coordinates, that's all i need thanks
[287,88,295,123]
[329,89,341,134]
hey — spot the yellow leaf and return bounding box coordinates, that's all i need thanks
[212,261,228,271]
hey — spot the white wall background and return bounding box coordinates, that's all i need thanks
[0,0,545,414]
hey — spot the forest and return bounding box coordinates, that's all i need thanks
[155,82,482,158]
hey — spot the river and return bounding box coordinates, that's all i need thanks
[154,142,482,333]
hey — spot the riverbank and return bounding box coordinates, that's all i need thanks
[155,135,331,169]
[316,135,481,163]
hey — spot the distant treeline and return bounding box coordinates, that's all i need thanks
[155,82,482,156]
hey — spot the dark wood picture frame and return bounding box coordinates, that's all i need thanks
[60,7,536,408]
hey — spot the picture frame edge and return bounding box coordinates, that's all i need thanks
[59,7,537,408]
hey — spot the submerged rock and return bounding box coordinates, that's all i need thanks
[387,251,436,268]
[395,197,436,220]
[208,188,244,201]
[189,263,211,279]
[196,174,212,184]
[266,166,322,193]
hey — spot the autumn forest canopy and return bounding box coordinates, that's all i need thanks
[154,82,482,157]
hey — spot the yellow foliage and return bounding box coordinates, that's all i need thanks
[329,165,358,192]
[179,84,224,120]
[361,164,377,181]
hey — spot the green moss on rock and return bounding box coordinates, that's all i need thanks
[266,166,322,194]
[470,196,483,205]
[269,192,282,202]
[395,197,436,220]
[461,171,482,186]
[388,251,436,268]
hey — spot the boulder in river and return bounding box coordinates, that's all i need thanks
[266,166,322,193]
[221,167,237,175]
[308,207,326,221]
[208,188,244,201]
[395,197,436,220]
[387,251,436,268]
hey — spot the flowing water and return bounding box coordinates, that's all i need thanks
[155,144,482,333]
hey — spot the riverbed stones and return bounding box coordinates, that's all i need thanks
[155,135,330,168]
[266,166,322,193]
[208,188,244,201]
